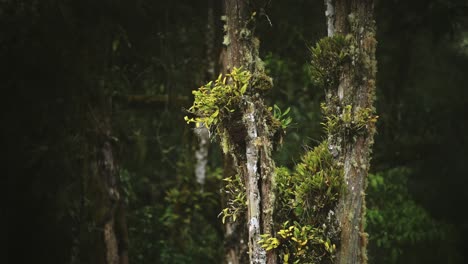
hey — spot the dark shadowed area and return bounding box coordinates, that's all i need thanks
[4,0,468,263]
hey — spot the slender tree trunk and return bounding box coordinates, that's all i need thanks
[194,0,217,188]
[222,1,276,263]
[94,114,130,264]
[74,29,130,264]
[323,0,377,263]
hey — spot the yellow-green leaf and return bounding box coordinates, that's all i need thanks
[240,83,248,94]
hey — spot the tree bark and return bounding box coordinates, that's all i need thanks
[96,117,130,264]
[76,28,130,264]
[219,6,247,262]
[324,1,377,263]
[222,1,276,263]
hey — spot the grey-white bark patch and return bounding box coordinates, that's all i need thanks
[195,123,210,186]
[249,217,266,264]
[243,101,266,264]
[325,0,335,37]
[249,217,260,234]
[338,82,344,100]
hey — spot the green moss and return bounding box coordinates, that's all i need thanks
[239,28,251,39]
[221,15,230,46]
[185,66,282,228]
[310,35,350,89]
[252,71,273,91]
[261,141,343,263]
[279,20,376,263]
[223,35,231,46]
[310,32,377,108]
[321,103,378,137]
[185,65,283,153]
[219,174,246,224]
[220,132,230,154]
[184,67,251,131]
[291,141,342,222]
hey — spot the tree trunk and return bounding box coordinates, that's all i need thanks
[194,0,217,188]
[72,28,130,264]
[91,112,130,264]
[222,1,276,263]
[217,2,249,263]
[323,0,377,263]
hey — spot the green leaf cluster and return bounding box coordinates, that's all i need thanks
[262,141,342,263]
[366,168,449,263]
[271,104,292,129]
[259,221,336,264]
[291,142,342,221]
[127,159,224,264]
[310,35,350,88]
[184,67,251,131]
[218,174,246,224]
[321,103,378,136]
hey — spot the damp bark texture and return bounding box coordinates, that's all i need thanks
[325,0,377,263]
[96,118,130,264]
[222,0,276,263]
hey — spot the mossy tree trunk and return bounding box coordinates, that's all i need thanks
[323,0,377,263]
[222,0,276,263]
[223,154,249,264]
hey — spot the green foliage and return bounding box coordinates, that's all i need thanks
[127,160,224,264]
[310,35,350,88]
[271,104,292,129]
[219,174,246,224]
[263,141,342,263]
[263,53,324,167]
[259,221,336,264]
[119,169,136,205]
[184,67,251,131]
[252,71,274,91]
[366,168,449,263]
[292,142,342,221]
[9,0,468,264]
[321,103,378,136]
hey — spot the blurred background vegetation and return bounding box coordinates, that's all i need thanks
[4,0,468,263]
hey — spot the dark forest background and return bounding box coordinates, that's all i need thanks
[4,0,468,263]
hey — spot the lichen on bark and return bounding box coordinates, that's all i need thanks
[317,1,378,263]
[186,2,279,263]
[260,141,343,263]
